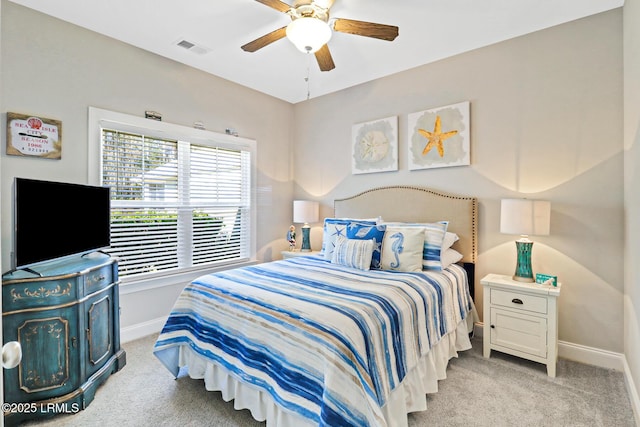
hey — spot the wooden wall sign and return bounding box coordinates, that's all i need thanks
[6,112,62,159]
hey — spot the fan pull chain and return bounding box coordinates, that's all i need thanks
[305,51,312,100]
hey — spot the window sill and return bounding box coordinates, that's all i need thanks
[118,259,258,295]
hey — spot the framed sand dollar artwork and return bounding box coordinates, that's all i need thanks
[6,112,62,159]
[408,101,470,170]
[352,116,398,175]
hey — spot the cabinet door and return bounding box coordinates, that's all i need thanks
[490,308,547,358]
[83,289,114,378]
[3,307,80,402]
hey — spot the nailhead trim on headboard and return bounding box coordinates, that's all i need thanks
[334,185,478,264]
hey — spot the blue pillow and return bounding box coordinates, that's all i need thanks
[346,223,386,269]
[322,218,376,261]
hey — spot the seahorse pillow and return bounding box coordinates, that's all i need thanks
[381,221,449,271]
[380,226,425,272]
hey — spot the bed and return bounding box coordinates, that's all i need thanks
[153,186,478,427]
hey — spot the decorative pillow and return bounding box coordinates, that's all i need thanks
[331,236,374,271]
[322,218,376,261]
[346,223,386,269]
[380,226,425,272]
[441,248,463,270]
[442,232,459,252]
[422,221,449,271]
[380,221,449,271]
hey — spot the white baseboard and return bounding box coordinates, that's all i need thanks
[557,340,624,371]
[623,356,640,427]
[474,322,624,370]
[121,316,167,343]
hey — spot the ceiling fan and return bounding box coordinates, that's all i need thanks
[241,0,399,72]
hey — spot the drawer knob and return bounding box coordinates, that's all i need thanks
[512,298,524,305]
[490,325,495,329]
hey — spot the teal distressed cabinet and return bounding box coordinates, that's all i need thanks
[2,253,126,425]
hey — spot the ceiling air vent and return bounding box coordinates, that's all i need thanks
[177,40,195,49]
[175,39,210,55]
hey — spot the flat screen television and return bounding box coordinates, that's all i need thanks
[13,178,111,270]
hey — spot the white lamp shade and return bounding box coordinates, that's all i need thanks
[286,17,332,53]
[293,200,319,224]
[500,199,550,236]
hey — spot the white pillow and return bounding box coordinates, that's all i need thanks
[380,226,425,272]
[442,232,459,251]
[331,236,374,271]
[441,248,463,269]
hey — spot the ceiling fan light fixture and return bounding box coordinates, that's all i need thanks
[286,17,332,53]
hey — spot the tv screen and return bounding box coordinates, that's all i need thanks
[14,178,111,269]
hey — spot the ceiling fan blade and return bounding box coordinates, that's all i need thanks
[333,18,399,41]
[315,44,335,72]
[241,26,288,52]
[255,0,292,13]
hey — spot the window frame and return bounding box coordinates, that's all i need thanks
[88,107,257,290]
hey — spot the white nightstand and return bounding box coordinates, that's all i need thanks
[481,273,561,377]
[281,250,321,259]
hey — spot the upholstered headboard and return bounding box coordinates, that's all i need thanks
[334,186,478,297]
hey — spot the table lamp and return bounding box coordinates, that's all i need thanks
[500,199,550,282]
[293,200,319,252]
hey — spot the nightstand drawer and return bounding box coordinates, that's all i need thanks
[490,288,547,314]
[3,277,77,312]
[84,263,114,294]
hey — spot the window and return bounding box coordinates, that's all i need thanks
[89,108,256,281]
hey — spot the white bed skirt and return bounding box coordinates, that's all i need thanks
[177,314,475,427]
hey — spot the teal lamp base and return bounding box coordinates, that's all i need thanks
[300,224,311,252]
[513,239,534,282]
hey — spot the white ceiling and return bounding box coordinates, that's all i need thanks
[9,0,624,104]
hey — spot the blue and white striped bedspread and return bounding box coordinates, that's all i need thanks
[153,255,472,427]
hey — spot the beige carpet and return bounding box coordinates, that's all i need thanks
[23,334,636,427]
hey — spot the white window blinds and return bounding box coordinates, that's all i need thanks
[101,129,251,279]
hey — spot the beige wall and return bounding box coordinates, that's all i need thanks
[0,0,632,366]
[0,1,294,329]
[292,10,625,353]
[624,0,640,419]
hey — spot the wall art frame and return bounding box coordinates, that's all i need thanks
[407,101,470,170]
[6,112,62,159]
[351,115,398,175]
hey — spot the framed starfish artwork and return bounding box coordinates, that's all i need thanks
[407,101,470,170]
[352,116,398,175]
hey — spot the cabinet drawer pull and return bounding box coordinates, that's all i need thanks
[512,298,524,305]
